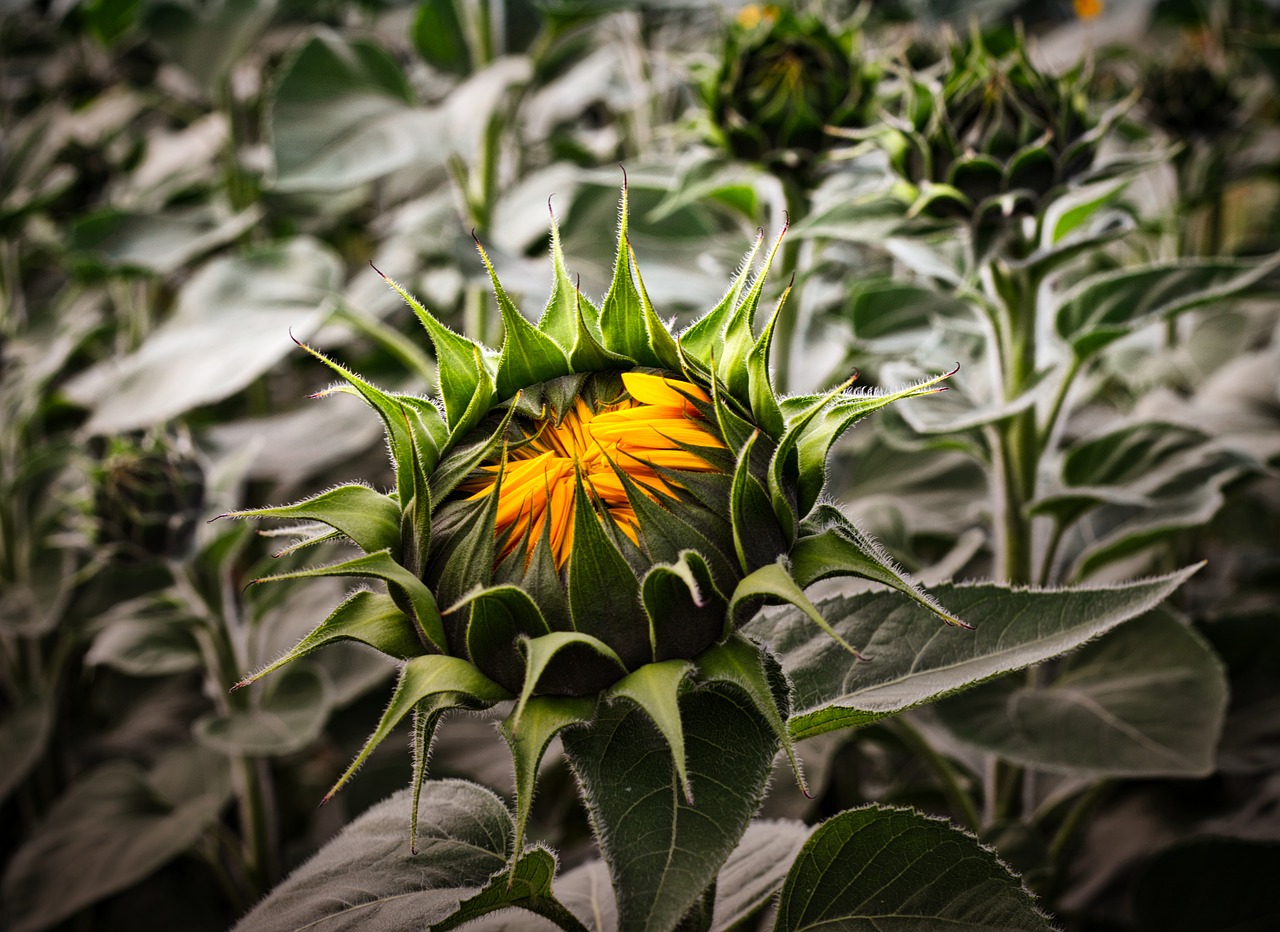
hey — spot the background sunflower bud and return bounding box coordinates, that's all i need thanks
[881,29,1109,229]
[93,432,205,561]
[702,5,879,179]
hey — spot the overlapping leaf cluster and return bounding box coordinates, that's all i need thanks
[228,183,958,853]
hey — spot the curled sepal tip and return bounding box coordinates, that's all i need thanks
[498,695,596,871]
[322,655,509,808]
[729,560,868,661]
[511,631,627,735]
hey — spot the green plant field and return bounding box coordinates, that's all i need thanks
[2,2,1279,930]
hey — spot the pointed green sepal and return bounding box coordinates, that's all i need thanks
[452,584,550,693]
[499,695,596,867]
[294,339,422,508]
[696,633,808,797]
[322,654,509,805]
[400,428,432,578]
[511,631,627,734]
[427,393,520,506]
[744,280,790,439]
[708,359,760,457]
[409,704,441,855]
[717,223,787,403]
[221,484,400,556]
[768,376,857,540]
[641,550,728,663]
[679,229,763,362]
[729,430,787,574]
[607,660,696,803]
[390,393,449,474]
[567,470,647,666]
[627,242,683,370]
[597,183,678,369]
[729,560,866,660]
[475,237,573,398]
[450,344,498,443]
[379,268,489,432]
[537,201,587,348]
[792,505,967,628]
[790,366,956,516]
[252,549,448,655]
[233,589,423,690]
[431,846,592,932]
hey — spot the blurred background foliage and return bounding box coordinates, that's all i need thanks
[1,0,1279,929]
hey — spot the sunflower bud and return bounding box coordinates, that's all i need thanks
[226,184,960,850]
[94,432,205,561]
[703,5,878,178]
[882,29,1107,228]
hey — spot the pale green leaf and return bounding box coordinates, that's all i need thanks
[772,805,1051,931]
[933,609,1227,776]
[230,782,512,932]
[1,747,231,932]
[743,567,1201,741]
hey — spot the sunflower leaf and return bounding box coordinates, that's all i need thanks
[772,806,1052,931]
[323,655,509,804]
[222,484,400,556]
[234,589,423,689]
[253,549,448,655]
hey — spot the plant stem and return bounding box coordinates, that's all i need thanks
[772,174,810,393]
[891,717,981,832]
[1045,779,1112,898]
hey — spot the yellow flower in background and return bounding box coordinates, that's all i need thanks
[1074,0,1103,20]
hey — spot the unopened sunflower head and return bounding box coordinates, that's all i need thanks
[702,4,879,178]
[223,183,961,850]
[878,28,1123,230]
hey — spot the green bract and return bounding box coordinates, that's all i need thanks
[225,184,960,852]
[702,5,878,177]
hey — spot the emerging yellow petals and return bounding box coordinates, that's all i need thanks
[462,374,724,569]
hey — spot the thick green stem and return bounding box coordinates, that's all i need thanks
[988,263,1041,585]
[772,175,810,393]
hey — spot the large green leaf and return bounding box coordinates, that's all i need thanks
[561,682,779,932]
[772,806,1052,931]
[743,568,1200,741]
[142,0,275,91]
[712,820,812,930]
[270,33,447,192]
[411,819,813,932]
[231,781,512,931]
[70,204,262,275]
[932,609,1227,777]
[62,238,342,434]
[1,747,231,932]
[1055,255,1280,359]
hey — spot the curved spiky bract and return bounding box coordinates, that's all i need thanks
[228,182,959,853]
